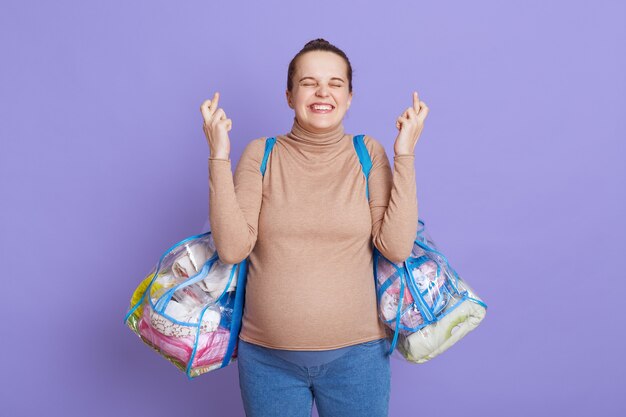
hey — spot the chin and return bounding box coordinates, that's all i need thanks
[304,115,342,129]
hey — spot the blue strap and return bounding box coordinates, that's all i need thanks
[352,134,372,200]
[260,137,276,176]
[220,259,248,369]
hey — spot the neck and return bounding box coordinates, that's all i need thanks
[286,117,346,147]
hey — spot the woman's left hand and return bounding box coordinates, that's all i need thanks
[394,91,429,155]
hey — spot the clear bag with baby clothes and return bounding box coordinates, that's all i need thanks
[374,219,488,364]
[351,134,488,363]
[123,138,276,379]
[124,231,247,379]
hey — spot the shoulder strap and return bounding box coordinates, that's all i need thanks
[260,137,276,176]
[352,134,372,200]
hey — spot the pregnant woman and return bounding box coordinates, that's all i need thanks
[201,38,428,417]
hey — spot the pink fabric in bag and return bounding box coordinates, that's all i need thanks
[138,305,235,368]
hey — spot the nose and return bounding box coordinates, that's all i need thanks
[315,85,330,97]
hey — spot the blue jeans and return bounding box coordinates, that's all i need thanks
[237,337,391,417]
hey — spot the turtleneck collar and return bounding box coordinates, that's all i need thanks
[286,117,346,147]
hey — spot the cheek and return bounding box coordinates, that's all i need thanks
[337,92,351,106]
[295,93,310,107]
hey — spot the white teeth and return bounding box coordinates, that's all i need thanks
[311,105,332,110]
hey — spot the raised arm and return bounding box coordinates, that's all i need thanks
[208,138,265,264]
[365,135,418,263]
[367,90,429,262]
[200,91,266,264]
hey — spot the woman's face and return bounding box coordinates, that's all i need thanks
[286,50,352,133]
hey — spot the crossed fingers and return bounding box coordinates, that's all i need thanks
[200,92,220,123]
[396,91,429,129]
[405,91,428,120]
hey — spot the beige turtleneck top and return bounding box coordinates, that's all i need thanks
[208,117,418,350]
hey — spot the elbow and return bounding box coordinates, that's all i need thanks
[213,240,248,264]
[216,250,247,265]
[211,230,256,265]
[384,250,412,264]
[215,240,256,265]
[375,242,413,264]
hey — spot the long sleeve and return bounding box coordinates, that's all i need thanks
[365,135,418,263]
[208,138,266,264]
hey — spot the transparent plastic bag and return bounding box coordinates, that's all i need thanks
[124,231,246,379]
[374,220,487,363]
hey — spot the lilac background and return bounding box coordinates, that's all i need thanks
[1,0,624,416]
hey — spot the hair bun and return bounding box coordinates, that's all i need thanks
[304,38,331,48]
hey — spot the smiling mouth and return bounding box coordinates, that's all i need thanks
[309,104,334,113]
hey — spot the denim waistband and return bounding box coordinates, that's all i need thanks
[238,337,386,368]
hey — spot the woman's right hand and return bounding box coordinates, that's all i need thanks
[200,92,231,159]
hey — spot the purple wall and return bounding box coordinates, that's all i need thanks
[2,0,624,416]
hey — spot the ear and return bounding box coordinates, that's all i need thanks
[347,91,353,109]
[286,90,293,108]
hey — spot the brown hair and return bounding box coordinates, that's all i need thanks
[287,38,353,93]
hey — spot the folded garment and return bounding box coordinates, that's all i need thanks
[397,293,486,363]
[379,279,421,334]
[171,242,236,299]
[139,304,234,369]
[172,242,213,281]
[149,299,221,337]
[198,259,236,299]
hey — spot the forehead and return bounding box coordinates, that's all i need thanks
[296,50,347,79]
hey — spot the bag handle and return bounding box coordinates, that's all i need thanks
[352,134,371,199]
